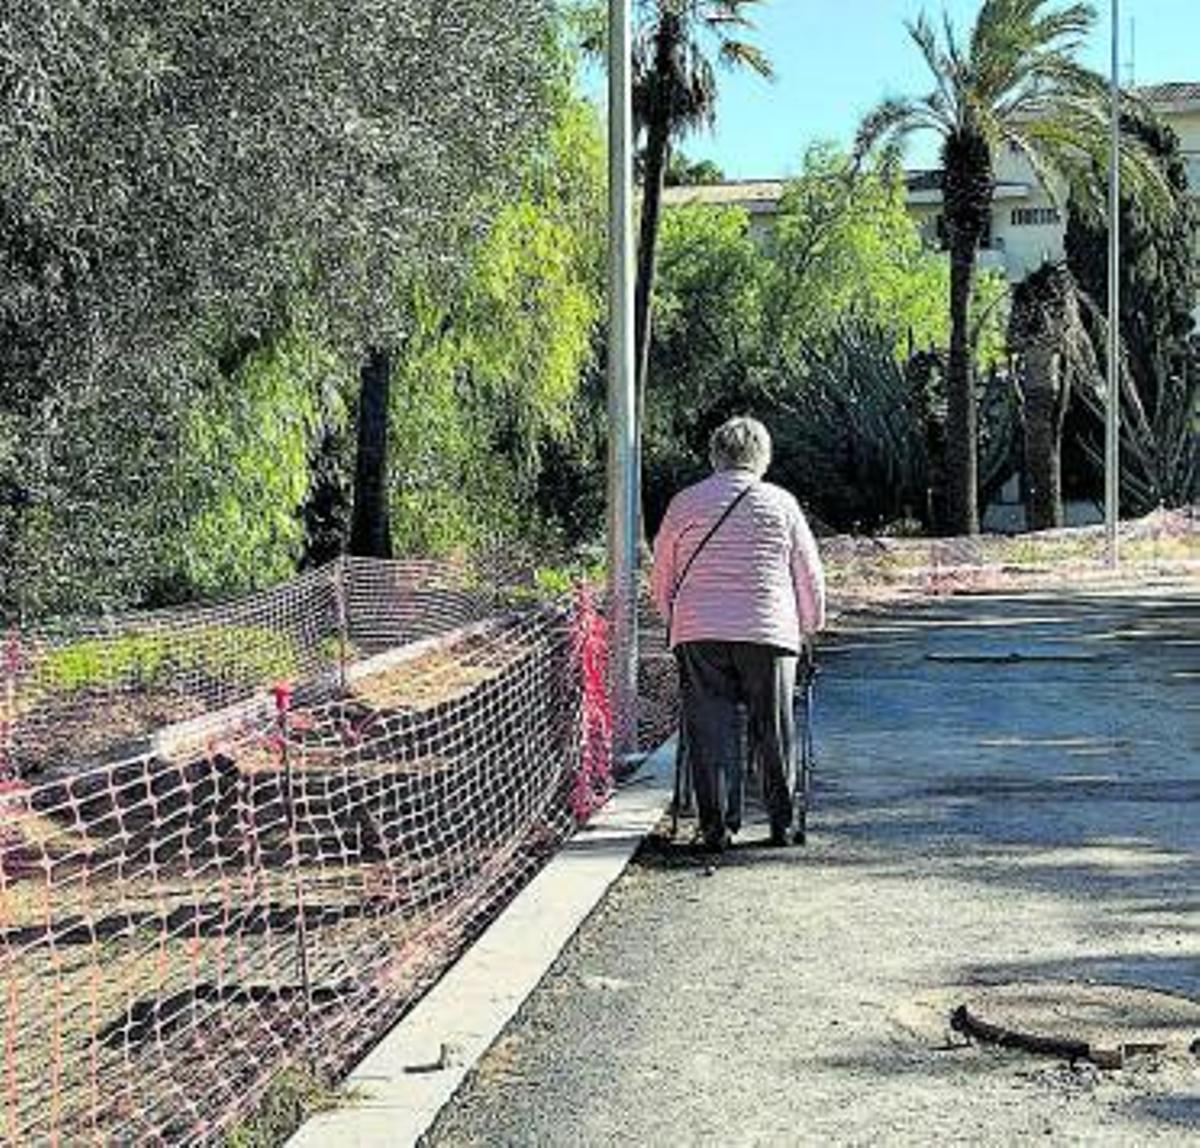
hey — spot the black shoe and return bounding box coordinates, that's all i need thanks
[694,829,731,855]
[767,824,791,847]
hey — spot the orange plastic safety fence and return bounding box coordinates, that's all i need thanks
[0,559,609,1143]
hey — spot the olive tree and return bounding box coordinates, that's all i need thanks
[1,0,557,615]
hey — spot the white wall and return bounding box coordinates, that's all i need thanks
[987,144,1067,280]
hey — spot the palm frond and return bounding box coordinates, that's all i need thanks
[969,0,1098,105]
[671,50,719,133]
[703,10,754,30]
[941,9,968,86]
[717,40,773,79]
[633,0,772,142]
[905,15,961,116]
[1011,53,1109,106]
[1028,3,1096,50]
[853,97,941,167]
[997,123,1073,208]
[698,0,767,31]
[1017,103,1173,221]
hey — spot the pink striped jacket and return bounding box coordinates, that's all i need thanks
[651,469,826,652]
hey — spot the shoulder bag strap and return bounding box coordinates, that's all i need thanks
[668,481,755,643]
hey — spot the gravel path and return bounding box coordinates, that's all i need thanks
[424,587,1200,1146]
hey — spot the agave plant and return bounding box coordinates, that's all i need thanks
[769,321,1017,534]
[1065,108,1200,514]
[1070,308,1199,513]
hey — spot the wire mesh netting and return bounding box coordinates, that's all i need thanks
[820,507,1200,606]
[0,558,611,1143]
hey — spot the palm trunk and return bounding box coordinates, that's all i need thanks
[349,346,393,559]
[632,18,677,550]
[945,234,980,535]
[633,104,672,407]
[1022,346,1065,530]
[633,118,670,551]
[635,116,670,425]
[941,129,991,537]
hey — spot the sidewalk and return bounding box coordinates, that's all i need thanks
[423,586,1200,1146]
[288,736,675,1146]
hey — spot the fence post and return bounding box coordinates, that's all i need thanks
[272,682,313,1031]
[569,584,613,822]
[332,558,350,698]
[1,632,20,780]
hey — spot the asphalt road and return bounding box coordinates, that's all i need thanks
[423,587,1200,1147]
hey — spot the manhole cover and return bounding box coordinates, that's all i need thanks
[897,981,1200,1066]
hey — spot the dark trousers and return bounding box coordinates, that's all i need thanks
[675,641,797,841]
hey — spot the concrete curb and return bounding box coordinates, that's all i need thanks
[287,737,675,1147]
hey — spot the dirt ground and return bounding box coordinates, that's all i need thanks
[423,584,1200,1146]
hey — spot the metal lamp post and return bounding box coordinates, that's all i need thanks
[1104,0,1121,567]
[607,0,639,760]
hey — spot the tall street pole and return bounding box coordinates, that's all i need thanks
[607,0,639,760]
[1105,0,1121,567]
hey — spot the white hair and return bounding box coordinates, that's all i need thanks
[709,416,771,477]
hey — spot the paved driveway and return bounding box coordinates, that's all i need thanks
[424,587,1200,1146]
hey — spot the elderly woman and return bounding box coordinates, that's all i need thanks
[651,416,825,852]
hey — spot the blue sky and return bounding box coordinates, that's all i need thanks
[599,0,1200,177]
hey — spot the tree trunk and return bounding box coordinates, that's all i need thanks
[301,422,350,568]
[632,20,677,550]
[1022,345,1065,530]
[945,234,980,536]
[635,115,670,425]
[0,477,30,619]
[349,346,393,559]
[941,126,993,537]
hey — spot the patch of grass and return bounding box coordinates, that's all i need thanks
[7,627,304,730]
[1122,535,1200,563]
[314,633,359,667]
[225,1065,356,1148]
[37,626,301,694]
[532,558,605,599]
[997,536,1099,567]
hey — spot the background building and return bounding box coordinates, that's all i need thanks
[663,82,1200,317]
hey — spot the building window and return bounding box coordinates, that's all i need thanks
[1011,206,1062,226]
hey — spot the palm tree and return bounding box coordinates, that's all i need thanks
[855,0,1163,535]
[631,0,772,418]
